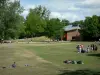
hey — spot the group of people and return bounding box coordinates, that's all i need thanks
[1,62,32,69]
[76,44,98,53]
[63,60,84,64]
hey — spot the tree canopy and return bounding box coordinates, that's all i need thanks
[80,15,100,41]
[71,15,100,41]
[45,18,65,40]
[24,5,50,38]
[0,0,24,40]
[0,1,100,41]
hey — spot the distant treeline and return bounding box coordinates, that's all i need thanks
[0,0,100,41]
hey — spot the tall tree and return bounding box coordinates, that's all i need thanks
[0,0,24,39]
[25,5,50,37]
[0,0,7,39]
[61,19,69,26]
[71,20,84,26]
[34,5,50,20]
[45,18,64,40]
[80,15,100,41]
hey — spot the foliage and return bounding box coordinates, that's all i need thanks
[71,15,100,41]
[0,0,24,39]
[25,5,50,38]
[45,18,64,40]
[1,0,100,41]
[80,15,100,41]
[61,19,69,26]
[71,20,84,26]
[24,5,69,40]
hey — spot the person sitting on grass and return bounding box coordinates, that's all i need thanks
[64,60,84,64]
[81,49,86,53]
[76,44,80,53]
[81,44,84,50]
[12,62,16,68]
[63,60,72,64]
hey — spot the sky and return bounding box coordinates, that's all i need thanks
[19,0,100,22]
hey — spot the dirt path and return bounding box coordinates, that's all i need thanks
[15,48,52,64]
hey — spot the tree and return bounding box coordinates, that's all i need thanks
[80,15,100,41]
[25,5,50,37]
[61,19,69,26]
[45,18,64,40]
[33,5,50,20]
[0,0,8,39]
[17,16,26,39]
[97,16,100,34]
[0,0,24,39]
[71,20,84,26]
[71,21,79,26]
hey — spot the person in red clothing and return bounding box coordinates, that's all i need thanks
[80,44,84,50]
[78,44,84,53]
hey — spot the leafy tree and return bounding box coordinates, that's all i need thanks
[0,0,24,39]
[33,5,50,20]
[45,18,64,40]
[61,19,69,26]
[97,16,100,33]
[71,20,84,26]
[18,16,26,39]
[0,0,8,39]
[71,21,80,26]
[25,5,50,38]
[80,15,100,41]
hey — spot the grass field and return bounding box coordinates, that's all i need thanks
[0,42,100,75]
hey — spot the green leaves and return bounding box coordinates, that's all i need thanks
[80,15,100,40]
[0,0,24,39]
[1,1,100,41]
[62,19,69,26]
[25,5,69,40]
[25,6,49,37]
[45,18,64,40]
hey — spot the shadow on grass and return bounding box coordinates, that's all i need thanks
[59,69,100,75]
[87,53,100,57]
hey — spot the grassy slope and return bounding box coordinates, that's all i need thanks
[0,42,100,75]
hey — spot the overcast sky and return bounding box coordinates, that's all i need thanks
[20,0,100,22]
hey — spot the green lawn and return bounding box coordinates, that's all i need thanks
[0,42,100,75]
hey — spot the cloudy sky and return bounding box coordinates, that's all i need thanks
[20,0,100,22]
